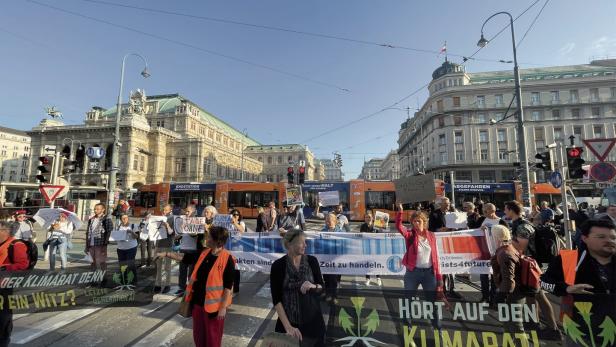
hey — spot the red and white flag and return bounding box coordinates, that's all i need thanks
[439,41,447,55]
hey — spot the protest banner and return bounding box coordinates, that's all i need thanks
[146,216,168,240]
[226,229,491,275]
[173,216,206,234]
[285,186,303,206]
[318,191,340,206]
[213,214,233,230]
[394,175,436,204]
[373,211,389,229]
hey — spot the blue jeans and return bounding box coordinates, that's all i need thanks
[49,237,67,270]
[404,268,441,329]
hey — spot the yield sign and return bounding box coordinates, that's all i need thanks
[583,138,616,162]
[39,185,66,204]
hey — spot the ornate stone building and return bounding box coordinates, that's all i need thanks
[0,126,31,183]
[243,144,319,182]
[317,159,344,181]
[28,91,263,190]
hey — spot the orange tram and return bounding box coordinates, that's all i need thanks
[133,180,561,221]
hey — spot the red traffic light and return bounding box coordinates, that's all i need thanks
[39,156,50,164]
[287,167,294,173]
[568,148,582,158]
[299,166,305,174]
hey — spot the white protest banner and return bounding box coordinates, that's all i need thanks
[146,216,168,240]
[173,216,206,234]
[445,212,468,229]
[109,229,128,241]
[213,214,233,230]
[394,175,436,204]
[226,229,490,275]
[373,211,389,229]
[318,191,340,206]
[285,186,303,206]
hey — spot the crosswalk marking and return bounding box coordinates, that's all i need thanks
[11,308,101,345]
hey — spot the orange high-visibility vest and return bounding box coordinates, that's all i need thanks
[0,237,16,265]
[559,249,579,321]
[185,248,234,313]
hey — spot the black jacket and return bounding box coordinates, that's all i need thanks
[466,212,485,229]
[428,209,447,232]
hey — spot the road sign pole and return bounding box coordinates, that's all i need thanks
[557,142,571,249]
[50,151,62,208]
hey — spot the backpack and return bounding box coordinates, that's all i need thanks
[9,239,38,270]
[518,253,542,294]
[534,224,560,264]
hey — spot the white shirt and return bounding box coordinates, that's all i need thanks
[481,217,502,228]
[415,237,432,268]
[51,221,73,239]
[117,225,138,250]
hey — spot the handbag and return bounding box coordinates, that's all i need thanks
[177,297,192,318]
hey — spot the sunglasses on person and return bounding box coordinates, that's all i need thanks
[232,213,240,217]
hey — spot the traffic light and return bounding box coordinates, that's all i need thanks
[36,155,54,183]
[535,151,553,171]
[60,150,77,175]
[298,166,305,184]
[567,147,586,179]
[287,166,294,185]
[333,153,343,168]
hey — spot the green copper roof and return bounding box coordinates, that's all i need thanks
[468,63,616,85]
[102,94,260,146]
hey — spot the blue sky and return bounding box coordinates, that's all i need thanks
[1,0,615,178]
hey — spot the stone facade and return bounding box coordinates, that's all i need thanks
[359,158,384,180]
[380,150,400,180]
[398,59,616,183]
[243,144,319,182]
[27,92,263,189]
[317,159,344,181]
[0,126,31,183]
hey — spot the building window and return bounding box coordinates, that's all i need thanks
[267,156,272,164]
[477,114,487,124]
[531,111,542,121]
[277,156,283,164]
[534,127,545,141]
[203,158,212,175]
[570,89,579,102]
[257,156,263,162]
[495,94,503,106]
[592,106,601,117]
[501,170,515,181]
[497,129,507,142]
[531,92,540,104]
[287,155,293,163]
[479,130,488,143]
[455,171,472,182]
[478,171,496,183]
[551,91,560,102]
[571,108,580,119]
[452,97,460,107]
[454,131,463,144]
[480,149,489,161]
[594,125,604,138]
[552,109,561,120]
[439,152,448,164]
[175,158,187,174]
[437,100,444,112]
[476,95,485,107]
[455,150,465,161]
[139,155,145,171]
[494,112,505,122]
[133,156,138,170]
[554,127,563,140]
[454,116,462,126]
[439,134,446,146]
[438,117,445,127]
[611,87,616,99]
[498,149,509,160]
[573,126,583,139]
[590,88,599,101]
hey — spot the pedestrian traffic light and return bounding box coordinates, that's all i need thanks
[36,156,54,183]
[567,147,586,179]
[287,166,294,185]
[298,166,305,184]
[535,151,553,172]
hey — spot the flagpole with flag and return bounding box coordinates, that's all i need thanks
[439,41,447,61]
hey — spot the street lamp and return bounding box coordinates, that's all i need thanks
[108,53,150,210]
[478,12,532,208]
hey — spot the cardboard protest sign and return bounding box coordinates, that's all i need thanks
[285,186,303,206]
[318,191,340,206]
[173,216,206,234]
[146,216,168,240]
[445,212,468,229]
[213,214,233,230]
[109,229,128,241]
[394,175,436,204]
[373,211,389,229]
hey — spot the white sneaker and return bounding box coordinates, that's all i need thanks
[376,278,382,286]
[365,279,371,286]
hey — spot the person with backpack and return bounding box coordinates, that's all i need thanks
[504,200,561,340]
[0,220,30,347]
[490,224,526,334]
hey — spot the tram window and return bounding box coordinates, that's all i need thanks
[136,192,156,208]
[228,191,244,208]
[365,191,396,210]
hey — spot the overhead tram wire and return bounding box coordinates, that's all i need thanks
[25,0,351,93]
[299,0,543,144]
[76,0,547,67]
[516,0,551,49]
